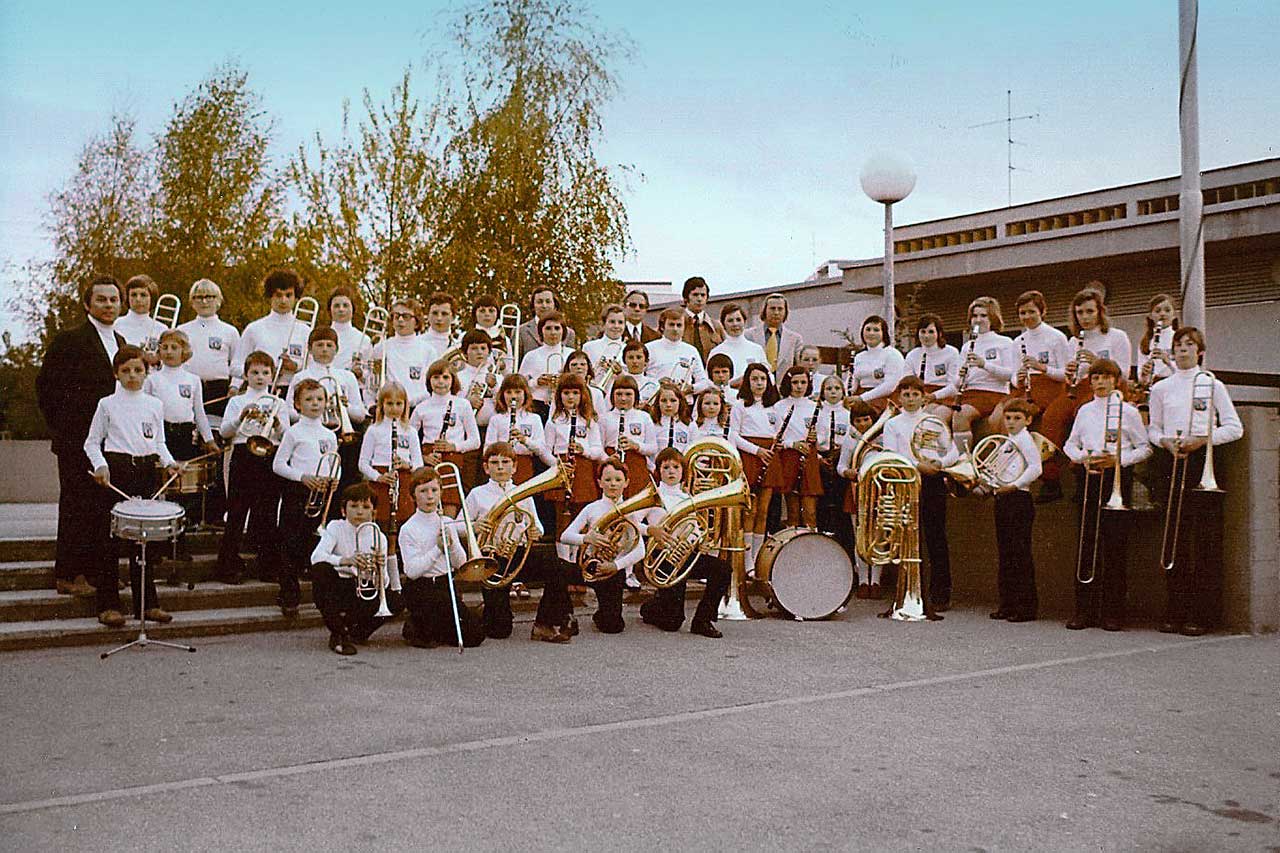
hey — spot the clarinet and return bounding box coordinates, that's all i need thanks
[754,403,795,488]
[953,324,980,411]
[1019,340,1031,398]
[797,412,818,486]
[388,419,401,541]
[667,417,675,449]
[508,408,519,451]
[919,350,927,382]
[433,398,454,460]
[564,412,579,487]
[1067,331,1085,400]
[617,410,627,465]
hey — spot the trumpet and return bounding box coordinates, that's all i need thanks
[241,392,283,457]
[475,464,572,588]
[542,350,565,391]
[592,339,625,392]
[435,462,500,582]
[1076,390,1126,585]
[145,293,182,356]
[577,483,664,582]
[305,450,342,523]
[1160,369,1222,574]
[319,372,357,445]
[354,521,392,618]
[1066,331,1086,400]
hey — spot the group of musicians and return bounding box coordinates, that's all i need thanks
[35,270,1244,654]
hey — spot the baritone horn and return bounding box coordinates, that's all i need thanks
[434,462,500,582]
[641,477,750,588]
[577,483,664,582]
[354,521,392,617]
[475,464,572,588]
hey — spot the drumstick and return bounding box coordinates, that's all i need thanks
[88,471,133,502]
[149,448,225,500]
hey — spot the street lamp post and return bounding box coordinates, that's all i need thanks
[860,154,917,344]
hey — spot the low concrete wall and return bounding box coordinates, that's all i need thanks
[945,403,1278,632]
[0,441,59,503]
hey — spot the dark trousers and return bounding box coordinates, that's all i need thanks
[200,379,229,523]
[818,466,854,555]
[556,559,625,633]
[55,449,112,584]
[640,555,731,628]
[276,482,314,609]
[994,490,1037,616]
[216,445,279,578]
[479,550,572,638]
[311,562,403,640]
[1154,449,1224,628]
[1073,467,1133,622]
[920,473,951,606]
[402,575,486,647]
[164,422,198,557]
[97,454,162,616]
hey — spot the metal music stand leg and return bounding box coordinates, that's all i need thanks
[101,536,197,659]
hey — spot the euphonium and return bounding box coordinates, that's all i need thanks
[683,436,746,556]
[475,464,572,588]
[577,483,664,582]
[435,462,500,582]
[305,450,343,523]
[354,521,392,618]
[856,451,926,621]
[641,477,751,588]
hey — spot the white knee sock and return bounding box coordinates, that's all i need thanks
[748,533,762,570]
[870,562,883,585]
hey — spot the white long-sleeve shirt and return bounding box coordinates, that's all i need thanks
[518,343,570,405]
[310,519,400,590]
[956,331,1014,394]
[1137,324,1176,384]
[455,361,497,427]
[583,336,627,379]
[370,334,442,406]
[357,418,423,481]
[652,414,693,456]
[178,316,240,381]
[114,311,167,351]
[814,402,851,454]
[234,311,313,384]
[484,409,554,466]
[409,394,481,453]
[883,408,960,468]
[143,365,214,443]
[464,480,544,539]
[732,400,775,457]
[330,321,373,372]
[1002,428,1043,491]
[694,412,738,443]
[624,370,661,406]
[84,388,176,470]
[1146,368,1244,448]
[284,364,368,425]
[545,413,605,462]
[220,390,288,446]
[1012,323,1071,384]
[770,397,817,449]
[272,416,340,482]
[849,345,906,402]
[601,408,656,461]
[398,510,465,580]
[558,497,647,567]
[1064,395,1152,468]
[645,337,710,392]
[708,334,768,382]
[1069,327,1133,383]
[904,345,960,400]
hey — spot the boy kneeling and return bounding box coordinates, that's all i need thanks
[311,483,404,655]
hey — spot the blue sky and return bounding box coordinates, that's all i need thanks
[2,0,1277,336]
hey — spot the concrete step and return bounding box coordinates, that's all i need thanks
[0,604,328,652]
[0,530,224,563]
[0,553,254,592]
[0,580,314,623]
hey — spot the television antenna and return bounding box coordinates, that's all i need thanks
[969,89,1040,207]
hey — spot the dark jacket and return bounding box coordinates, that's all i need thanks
[35,321,124,456]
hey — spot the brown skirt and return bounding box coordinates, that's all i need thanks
[843,478,858,514]
[764,447,797,490]
[742,436,771,489]
[607,449,653,497]
[797,451,824,497]
[513,453,535,485]
[546,456,601,505]
[958,389,1007,418]
[371,466,415,528]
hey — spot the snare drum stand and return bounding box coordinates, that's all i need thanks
[101,534,197,659]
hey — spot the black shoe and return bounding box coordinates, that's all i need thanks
[1158,620,1180,634]
[1101,618,1125,632]
[486,622,514,640]
[690,619,722,639]
[1180,623,1207,637]
[1006,612,1035,623]
[1065,616,1091,630]
[562,617,580,637]
[989,609,1012,620]
[329,633,357,656]
[1035,481,1063,504]
[933,601,951,613]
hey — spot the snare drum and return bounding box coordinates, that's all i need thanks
[166,459,216,496]
[755,527,853,620]
[110,499,186,542]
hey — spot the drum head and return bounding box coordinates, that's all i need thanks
[767,529,854,620]
[112,498,185,520]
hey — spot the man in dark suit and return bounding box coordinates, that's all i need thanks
[35,276,127,597]
[622,289,660,345]
[680,276,723,363]
[516,286,579,357]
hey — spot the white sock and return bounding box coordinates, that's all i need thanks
[870,562,882,585]
[748,533,761,570]
[854,556,868,586]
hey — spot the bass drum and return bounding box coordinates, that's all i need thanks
[755,527,854,620]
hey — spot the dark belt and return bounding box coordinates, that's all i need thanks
[104,452,159,467]
[408,574,452,587]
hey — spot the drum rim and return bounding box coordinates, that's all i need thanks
[112,498,186,520]
[760,528,854,620]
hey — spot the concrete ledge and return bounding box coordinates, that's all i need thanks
[0,442,57,503]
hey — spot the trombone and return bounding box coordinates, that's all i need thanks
[1159,369,1221,573]
[305,450,343,525]
[498,303,522,374]
[1075,390,1126,585]
[144,293,182,357]
[354,521,393,618]
[434,462,500,581]
[355,305,389,398]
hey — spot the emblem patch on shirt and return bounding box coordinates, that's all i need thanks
[320,439,336,453]
[288,344,303,359]
[574,425,586,438]
[676,429,688,443]
[179,384,192,399]
[934,364,947,378]
[142,423,154,440]
[873,368,885,380]
[628,423,642,436]
[1098,349,1110,359]
[985,348,998,359]
[1105,428,1118,444]
[209,337,223,351]
[1193,398,1208,412]
[767,412,777,425]
[835,424,847,435]
[409,366,422,380]
[678,357,691,367]
[1037,350,1050,364]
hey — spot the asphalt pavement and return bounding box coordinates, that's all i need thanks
[2,604,1278,851]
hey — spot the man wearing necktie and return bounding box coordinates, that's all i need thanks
[680,276,723,363]
[622,289,660,345]
[745,293,802,381]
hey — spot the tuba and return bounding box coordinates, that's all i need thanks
[475,464,572,588]
[857,451,927,621]
[640,478,751,588]
[435,462,501,582]
[577,483,664,582]
[354,521,392,618]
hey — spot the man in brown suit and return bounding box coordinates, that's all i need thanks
[680,276,723,364]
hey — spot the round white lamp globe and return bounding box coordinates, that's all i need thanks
[860,154,917,204]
